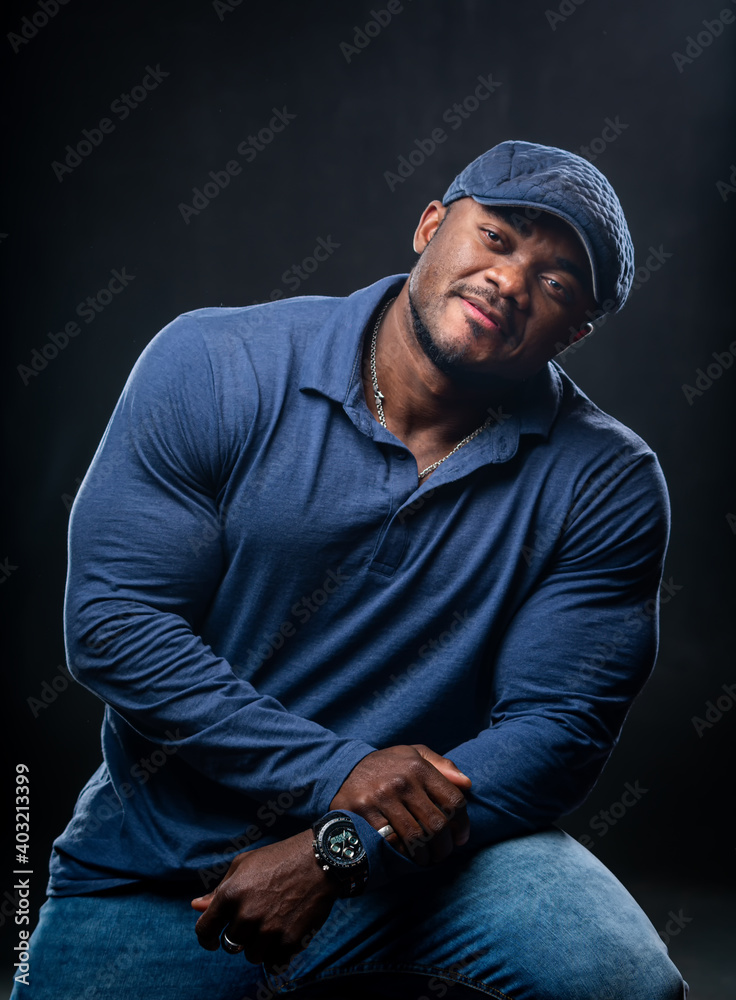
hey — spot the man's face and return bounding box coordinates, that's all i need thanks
[407,197,599,383]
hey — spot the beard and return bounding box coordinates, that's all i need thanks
[407,280,469,375]
[407,278,507,379]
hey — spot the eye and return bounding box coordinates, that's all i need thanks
[542,276,571,302]
[481,228,504,246]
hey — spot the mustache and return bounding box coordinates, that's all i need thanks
[451,284,514,336]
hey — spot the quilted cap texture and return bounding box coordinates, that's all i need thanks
[442,140,634,313]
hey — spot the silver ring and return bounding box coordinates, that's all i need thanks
[377,824,395,839]
[221,930,244,955]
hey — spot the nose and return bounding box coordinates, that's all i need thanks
[483,260,530,311]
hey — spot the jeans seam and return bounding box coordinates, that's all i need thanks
[272,960,515,998]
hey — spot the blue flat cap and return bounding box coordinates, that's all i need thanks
[442,140,634,313]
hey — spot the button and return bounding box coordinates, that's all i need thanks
[396,451,407,461]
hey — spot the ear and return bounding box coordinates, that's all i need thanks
[413,200,447,254]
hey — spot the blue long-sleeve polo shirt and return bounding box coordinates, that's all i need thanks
[50,272,670,895]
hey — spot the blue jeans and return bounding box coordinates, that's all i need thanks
[12,829,686,1000]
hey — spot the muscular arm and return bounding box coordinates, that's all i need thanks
[65,315,380,819]
[192,746,472,967]
[192,451,669,966]
[69,312,668,965]
[444,448,670,848]
[67,314,470,963]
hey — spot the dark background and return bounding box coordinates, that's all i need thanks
[2,0,734,994]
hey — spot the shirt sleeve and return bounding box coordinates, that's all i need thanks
[442,446,671,850]
[64,313,377,825]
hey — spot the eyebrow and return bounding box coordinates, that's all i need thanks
[554,256,590,290]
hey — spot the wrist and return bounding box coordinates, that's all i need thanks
[311,812,369,898]
[294,829,341,899]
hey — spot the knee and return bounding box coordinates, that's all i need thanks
[536,936,686,1000]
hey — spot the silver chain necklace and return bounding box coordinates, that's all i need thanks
[369,297,492,481]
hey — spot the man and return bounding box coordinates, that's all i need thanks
[16,141,687,999]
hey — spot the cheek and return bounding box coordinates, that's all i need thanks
[415,235,472,288]
[530,295,577,338]
[517,309,576,363]
[410,248,447,305]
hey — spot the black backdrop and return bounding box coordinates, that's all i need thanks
[2,0,734,990]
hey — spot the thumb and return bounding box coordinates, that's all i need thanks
[413,745,472,788]
[190,892,214,911]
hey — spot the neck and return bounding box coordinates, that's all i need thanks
[365,284,519,446]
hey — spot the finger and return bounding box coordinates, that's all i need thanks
[412,745,472,788]
[259,936,308,972]
[369,762,468,863]
[379,801,437,866]
[223,921,258,964]
[194,889,234,951]
[443,805,470,847]
[190,892,213,912]
[407,754,469,828]
[372,816,402,847]
[422,823,454,865]
[399,795,462,864]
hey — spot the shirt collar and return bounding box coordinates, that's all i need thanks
[299,273,405,402]
[299,273,563,462]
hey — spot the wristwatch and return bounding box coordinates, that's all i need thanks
[312,813,368,897]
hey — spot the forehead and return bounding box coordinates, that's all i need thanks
[474,201,580,243]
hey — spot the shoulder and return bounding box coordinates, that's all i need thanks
[131,293,346,371]
[548,362,670,526]
[121,293,351,419]
[179,293,345,354]
[551,363,652,459]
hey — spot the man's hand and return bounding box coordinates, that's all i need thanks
[191,829,338,968]
[330,744,472,866]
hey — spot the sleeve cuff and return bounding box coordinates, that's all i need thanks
[346,811,424,890]
[312,741,378,817]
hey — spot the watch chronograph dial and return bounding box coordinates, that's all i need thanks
[313,815,369,895]
[323,824,365,866]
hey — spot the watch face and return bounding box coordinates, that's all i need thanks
[323,822,365,867]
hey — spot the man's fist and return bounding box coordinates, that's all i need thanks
[330,744,471,866]
[191,829,338,968]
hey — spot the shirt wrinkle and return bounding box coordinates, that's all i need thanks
[51,274,670,896]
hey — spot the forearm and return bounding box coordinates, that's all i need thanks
[447,716,617,848]
[66,591,376,818]
[63,311,378,819]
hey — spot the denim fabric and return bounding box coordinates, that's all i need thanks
[14,829,686,1000]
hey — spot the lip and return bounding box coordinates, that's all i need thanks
[459,295,505,333]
